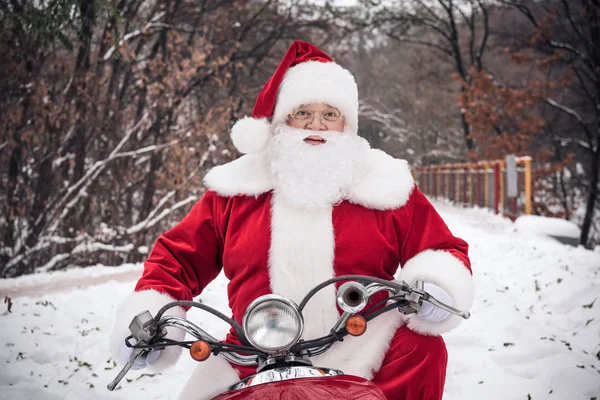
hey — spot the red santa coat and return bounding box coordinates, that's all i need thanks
[109,148,474,399]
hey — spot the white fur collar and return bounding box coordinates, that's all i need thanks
[203,153,272,197]
[203,148,414,210]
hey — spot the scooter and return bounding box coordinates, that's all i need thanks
[108,275,470,399]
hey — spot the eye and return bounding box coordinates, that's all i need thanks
[323,110,341,121]
[292,109,313,121]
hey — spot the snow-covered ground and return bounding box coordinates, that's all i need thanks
[1,201,599,400]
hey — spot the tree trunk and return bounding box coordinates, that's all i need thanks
[25,154,53,248]
[71,0,95,182]
[558,169,571,220]
[580,139,599,247]
[66,0,96,235]
[459,87,475,150]
[581,0,600,247]
[2,92,31,277]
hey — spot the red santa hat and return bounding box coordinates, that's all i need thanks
[231,40,359,154]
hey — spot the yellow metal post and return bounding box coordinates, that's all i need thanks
[524,157,532,215]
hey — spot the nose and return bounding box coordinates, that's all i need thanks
[306,114,326,131]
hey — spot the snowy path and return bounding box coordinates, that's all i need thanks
[1,201,599,400]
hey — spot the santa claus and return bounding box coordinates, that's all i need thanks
[109,40,474,400]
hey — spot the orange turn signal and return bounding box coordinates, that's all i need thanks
[190,340,211,362]
[345,315,367,336]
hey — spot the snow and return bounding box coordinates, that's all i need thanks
[1,202,599,400]
[515,215,581,239]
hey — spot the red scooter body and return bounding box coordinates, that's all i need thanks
[212,374,386,399]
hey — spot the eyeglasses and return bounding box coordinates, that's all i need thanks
[289,108,343,124]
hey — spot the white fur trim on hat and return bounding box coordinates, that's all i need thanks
[396,250,474,336]
[231,117,271,154]
[109,289,186,373]
[272,61,359,134]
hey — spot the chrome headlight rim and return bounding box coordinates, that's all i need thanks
[242,294,304,353]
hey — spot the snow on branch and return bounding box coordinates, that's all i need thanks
[555,137,592,150]
[126,191,176,235]
[359,102,413,141]
[112,140,180,159]
[544,98,592,140]
[46,114,170,234]
[109,116,142,157]
[421,149,464,161]
[360,102,406,125]
[4,241,52,272]
[0,246,13,257]
[127,195,197,235]
[546,40,588,61]
[4,234,86,274]
[103,12,167,61]
[51,115,147,212]
[37,254,70,273]
[72,242,135,255]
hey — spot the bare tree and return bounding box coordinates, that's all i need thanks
[1,0,338,276]
[498,0,600,247]
[355,0,491,151]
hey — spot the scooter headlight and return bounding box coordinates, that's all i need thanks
[242,295,304,353]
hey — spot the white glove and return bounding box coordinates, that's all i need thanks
[119,339,162,370]
[417,283,453,323]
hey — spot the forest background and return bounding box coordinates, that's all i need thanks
[1,0,599,278]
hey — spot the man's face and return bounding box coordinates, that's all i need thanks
[286,103,345,145]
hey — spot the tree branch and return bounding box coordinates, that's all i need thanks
[414,0,451,30]
[387,32,454,57]
[475,0,489,71]
[102,12,167,60]
[544,97,593,142]
[127,195,197,235]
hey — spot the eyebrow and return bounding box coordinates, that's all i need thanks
[296,104,339,110]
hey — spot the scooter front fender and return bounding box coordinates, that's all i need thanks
[212,374,386,400]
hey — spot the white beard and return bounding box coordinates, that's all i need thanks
[267,125,368,209]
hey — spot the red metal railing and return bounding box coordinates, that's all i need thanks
[412,157,532,219]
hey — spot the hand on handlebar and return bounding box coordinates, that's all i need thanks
[119,339,162,370]
[417,283,453,323]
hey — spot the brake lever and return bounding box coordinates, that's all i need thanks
[107,310,165,391]
[423,294,471,319]
[401,281,471,320]
[107,345,149,391]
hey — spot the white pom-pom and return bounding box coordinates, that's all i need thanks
[231,117,271,154]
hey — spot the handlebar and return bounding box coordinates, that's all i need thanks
[108,275,470,391]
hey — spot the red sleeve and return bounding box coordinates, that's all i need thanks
[394,186,474,335]
[397,187,471,273]
[135,190,225,301]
